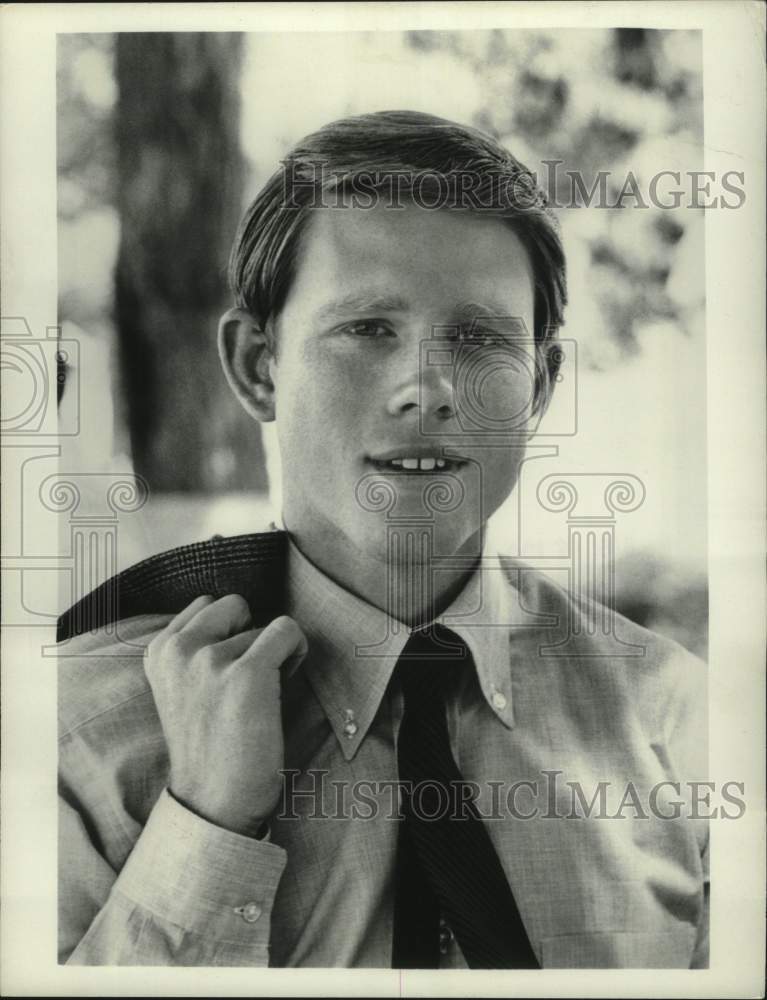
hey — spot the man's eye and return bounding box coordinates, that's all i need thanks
[342,320,393,339]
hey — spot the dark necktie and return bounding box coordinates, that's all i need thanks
[391,624,541,970]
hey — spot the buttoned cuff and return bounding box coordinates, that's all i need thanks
[114,789,287,946]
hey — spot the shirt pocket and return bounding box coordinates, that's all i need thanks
[540,928,696,968]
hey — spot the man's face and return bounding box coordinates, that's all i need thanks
[269,200,537,567]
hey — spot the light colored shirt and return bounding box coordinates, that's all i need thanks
[58,536,708,967]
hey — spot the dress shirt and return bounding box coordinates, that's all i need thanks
[58,533,708,967]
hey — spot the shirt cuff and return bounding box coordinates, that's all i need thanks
[114,788,287,946]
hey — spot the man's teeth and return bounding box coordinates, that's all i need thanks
[379,457,448,470]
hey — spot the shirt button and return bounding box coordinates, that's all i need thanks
[343,709,358,738]
[234,902,262,923]
[492,690,507,710]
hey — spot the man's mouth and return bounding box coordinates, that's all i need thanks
[368,454,467,472]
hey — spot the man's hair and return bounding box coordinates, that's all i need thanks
[229,110,567,414]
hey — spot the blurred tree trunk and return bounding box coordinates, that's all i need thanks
[114,33,267,493]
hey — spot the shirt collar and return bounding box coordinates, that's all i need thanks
[438,544,519,732]
[284,526,521,762]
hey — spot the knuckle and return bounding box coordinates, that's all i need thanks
[194,645,219,672]
[143,650,157,681]
[163,633,188,662]
[145,634,162,662]
[237,628,261,652]
[264,616,307,661]
[144,635,171,687]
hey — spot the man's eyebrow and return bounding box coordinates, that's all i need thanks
[452,300,522,321]
[314,292,410,320]
[312,294,528,331]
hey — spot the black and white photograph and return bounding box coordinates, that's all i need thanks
[1,2,764,995]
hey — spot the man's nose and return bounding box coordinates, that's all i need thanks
[385,343,456,423]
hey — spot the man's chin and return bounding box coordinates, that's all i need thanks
[352,512,483,565]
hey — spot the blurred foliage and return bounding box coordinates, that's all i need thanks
[407,28,708,653]
[58,28,705,397]
[57,34,117,219]
[406,28,704,361]
[615,550,708,658]
[57,35,119,335]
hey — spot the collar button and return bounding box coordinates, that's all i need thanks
[234,902,262,923]
[492,690,507,710]
[343,709,358,738]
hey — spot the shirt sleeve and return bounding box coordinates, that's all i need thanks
[689,830,710,968]
[661,643,709,969]
[60,788,288,966]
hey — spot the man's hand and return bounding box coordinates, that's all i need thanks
[144,595,308,838]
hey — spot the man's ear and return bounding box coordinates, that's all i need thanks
[218,307,276,423]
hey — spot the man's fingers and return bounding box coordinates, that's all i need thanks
[151,606,305,681]
[164,595,215,634]
[213,628,261,663]
[239,615,308,672]
[179,593,253,643]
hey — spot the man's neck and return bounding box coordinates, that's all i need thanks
[281,515,484,628]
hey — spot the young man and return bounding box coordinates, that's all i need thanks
[58,111,708,968]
